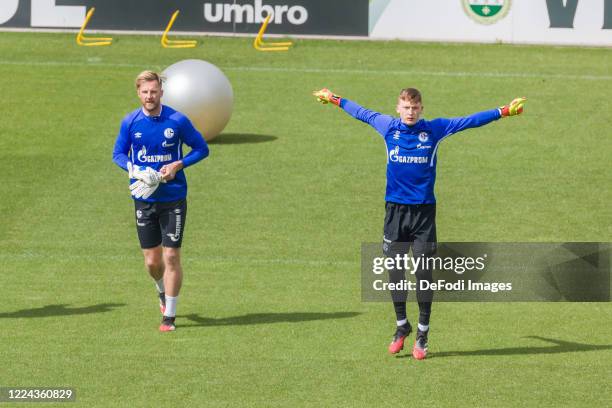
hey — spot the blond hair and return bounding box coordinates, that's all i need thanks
[398,88,422,103]
[135,70,163,89]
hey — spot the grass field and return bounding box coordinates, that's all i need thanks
[0,32,611,407]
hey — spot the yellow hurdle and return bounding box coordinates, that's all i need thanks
[253,14,292,52]
[76,8,112,46]
[162,10,197,48]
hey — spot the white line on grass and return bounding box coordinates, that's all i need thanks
[0,59,609,81]
[0,252,357,266]
[0,60,143,68]
[225,66,612,81]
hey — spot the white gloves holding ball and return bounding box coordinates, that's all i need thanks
[127,162,165,199]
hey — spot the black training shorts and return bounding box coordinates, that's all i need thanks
[134,199,187,249]
[383,202,437,256]
[383,202,437,303]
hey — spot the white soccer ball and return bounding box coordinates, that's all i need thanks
[162,59,233,141]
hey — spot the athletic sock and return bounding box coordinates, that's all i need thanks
[418,323,429,332]
[155,278,165,294]
[164,296,177,318]
[396,319,408,327]
[418,301,431,327]
[393,301,407,323]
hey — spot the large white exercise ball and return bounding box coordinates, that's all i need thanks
[162,59,233,141]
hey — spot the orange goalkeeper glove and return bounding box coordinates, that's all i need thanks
[313,88,342,106]
[500,97,527,117]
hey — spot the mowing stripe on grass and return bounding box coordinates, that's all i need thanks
[0,59,610,81]
[0,252,357,266]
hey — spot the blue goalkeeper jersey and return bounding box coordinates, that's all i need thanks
[112,105,209,203]
[340,99,501,204]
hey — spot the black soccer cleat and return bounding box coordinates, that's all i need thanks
[412,329,429,360]
[159,316,176,332]
[159,292,166,315]
[388,323,412,354]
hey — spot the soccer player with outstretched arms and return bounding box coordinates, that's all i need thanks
[113,71,209,332]
[313,87,525,359]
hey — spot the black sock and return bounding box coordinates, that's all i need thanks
[388,264,408,324]
[393,301,407,323]
[411,240,435,329]
[418,301,431,327]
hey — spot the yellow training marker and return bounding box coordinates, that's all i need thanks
[76,8,112,47]
[162,10,197,49]
[253,14,293,52]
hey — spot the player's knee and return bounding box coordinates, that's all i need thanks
[144,256,163,271]
[163,250,181,268]
[415,268,433,282]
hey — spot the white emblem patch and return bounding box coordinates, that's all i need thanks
[164,128,175,139]
[418,132,429,142]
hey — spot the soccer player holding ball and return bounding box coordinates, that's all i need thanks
[113,71,209,332]
[313,88,525,359]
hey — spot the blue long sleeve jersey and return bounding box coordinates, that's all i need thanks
[340,99,501,204]
[112,105,209,202]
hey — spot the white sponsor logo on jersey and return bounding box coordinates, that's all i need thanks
[137,146,172,163]
[389,145,428,164]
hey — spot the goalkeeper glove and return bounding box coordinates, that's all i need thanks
[499,97,527,117]
[127,162,165,186]
[129,180,159,200]
[313,88,342,106]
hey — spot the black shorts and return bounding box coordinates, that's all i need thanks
[383,202,437,256]
[383,202,437,303]
[134,199,187,249]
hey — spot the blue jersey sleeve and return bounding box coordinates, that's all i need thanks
[112,116,132,172]
[430,108,501,142]
[179,116,209,168]
[340,99,394,137]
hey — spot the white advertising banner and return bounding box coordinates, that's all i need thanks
[369,0,612,46]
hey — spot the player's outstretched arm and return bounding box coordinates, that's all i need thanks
[432,96,527,138]
[499,97,527,117]
[312,88,393,137]
[313,88,342,106]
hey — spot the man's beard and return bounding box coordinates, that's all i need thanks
[144,101,160,113]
